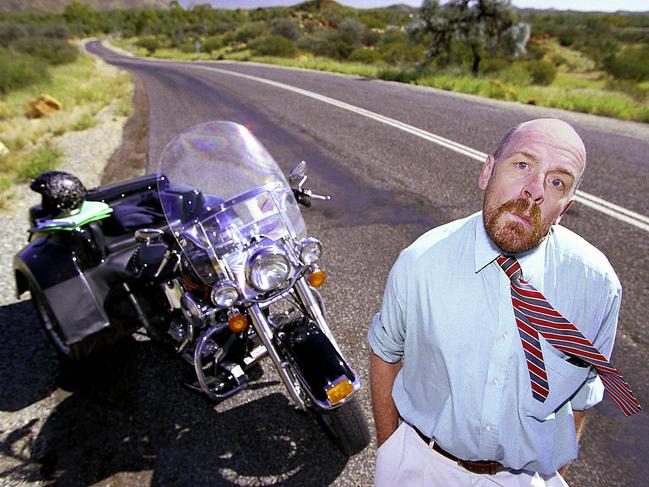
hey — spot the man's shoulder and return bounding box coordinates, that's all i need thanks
[400,212,478,262]
[550,224,620,289]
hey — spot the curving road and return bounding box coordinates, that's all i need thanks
[2,40,647,486]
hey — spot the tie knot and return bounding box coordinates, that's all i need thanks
[496,255,523,281]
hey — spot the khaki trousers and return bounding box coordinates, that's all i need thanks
[375,423,569,487]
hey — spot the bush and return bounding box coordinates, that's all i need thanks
[377,68,419,83]
[200,36,222,53]
[0,49,49,94]
[250,35,297,57]
[270,18,300,41]
[297,33,332,56]
[135,36,160,54]
[17,143,63,183]
[490,62,532,87]
[11,37,78,65]
[605,78,649,103]
[234,22,268,43]
[0,21,28,44]
[348,47,381,64]
[604,45,649,81]
[37,23,72,39]
[524,59,557,86]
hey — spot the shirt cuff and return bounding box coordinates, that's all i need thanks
[571,373,604,411]
[368,313,403,364]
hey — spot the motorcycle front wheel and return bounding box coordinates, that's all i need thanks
[315,398,370,456]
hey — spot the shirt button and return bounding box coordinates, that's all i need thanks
[485,425,492,432]
[493,378,499,385]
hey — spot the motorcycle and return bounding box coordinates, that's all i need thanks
[14,121,370,456]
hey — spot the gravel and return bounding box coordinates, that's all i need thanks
[0,99,129,307]
[0,69,130,486]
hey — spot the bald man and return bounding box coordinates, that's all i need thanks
[369,119,621,486]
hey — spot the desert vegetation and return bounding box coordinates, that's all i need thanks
[1,0,649,125]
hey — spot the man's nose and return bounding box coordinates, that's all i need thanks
[523,176,545,204]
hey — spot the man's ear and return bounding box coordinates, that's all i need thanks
[479,155,494,190]
[556,199,575,224]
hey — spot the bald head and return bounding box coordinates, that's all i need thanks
[493,119,587,188]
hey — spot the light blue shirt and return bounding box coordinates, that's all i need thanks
[368,212,620,475]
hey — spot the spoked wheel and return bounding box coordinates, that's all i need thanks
[316,398,371,456]
[29,284,90,361]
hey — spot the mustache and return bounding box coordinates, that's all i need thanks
[498,198,541,224]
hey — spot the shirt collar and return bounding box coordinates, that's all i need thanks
[474,211,550,280]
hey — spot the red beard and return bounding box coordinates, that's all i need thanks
[483,197,549,253]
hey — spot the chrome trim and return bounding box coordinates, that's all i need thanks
[248,304,307,410]
[294,277,343,356]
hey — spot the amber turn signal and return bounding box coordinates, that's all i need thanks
[308,269,327,288]
[326,377,355,405]
[228,313,249,333]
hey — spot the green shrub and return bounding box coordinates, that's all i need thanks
[72,113,97,131]
[298,32,348,59]
[524,59,557,86]
[11,37,78,65]
[200,36,222,53]
[493,63,532,87]
[17,143,63,182]
[348,47,381,64]
[37,23,72,39]
[250,35,297,57]
[604,45,649,81]
[0,49,49,94]
[0,21,28,44]
[135,36,160,54]
[480,58,510,74]
[234,22,268,43]
[377,68,419,83]
[270,18,300,41]
[605,78,649,102]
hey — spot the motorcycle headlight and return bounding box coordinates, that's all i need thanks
[211,281,239,308]
[298,237,322,265]
[247,249,292,292]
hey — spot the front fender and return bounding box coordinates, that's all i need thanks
[279,317,360,410]
[14,235,110,345]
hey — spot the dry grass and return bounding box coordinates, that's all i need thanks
[0,43,133,209]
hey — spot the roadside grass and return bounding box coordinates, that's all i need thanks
[0,44,133,209]
[110,37,649,124]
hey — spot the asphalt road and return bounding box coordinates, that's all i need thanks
[2,41,648,486]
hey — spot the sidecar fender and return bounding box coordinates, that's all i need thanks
[281,318,360,410]
[14,236,110,345]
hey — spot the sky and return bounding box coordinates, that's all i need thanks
[189,0,649,12]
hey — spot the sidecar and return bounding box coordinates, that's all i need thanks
[13,172,204,359]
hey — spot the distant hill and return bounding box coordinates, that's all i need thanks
[0,0,169,13]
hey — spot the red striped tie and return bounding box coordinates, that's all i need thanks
[497,255,641,416]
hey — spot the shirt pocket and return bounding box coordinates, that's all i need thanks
[524,336,591,421]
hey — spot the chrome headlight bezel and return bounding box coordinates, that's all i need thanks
[297,237,322,265]
[246,248,292,292]
[210,280,240,308]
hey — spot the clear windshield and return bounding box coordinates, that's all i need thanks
[156,121,306,286]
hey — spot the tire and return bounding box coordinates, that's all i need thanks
[29,284,95,361]
[316,398,371,456]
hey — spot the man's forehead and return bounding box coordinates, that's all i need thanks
[501,119,586,169]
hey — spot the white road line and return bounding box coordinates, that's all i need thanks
[187,63,649,234]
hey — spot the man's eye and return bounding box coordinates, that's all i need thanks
[550,178,565,190]
[516,162,529,169]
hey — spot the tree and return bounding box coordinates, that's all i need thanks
[409,0,529,74]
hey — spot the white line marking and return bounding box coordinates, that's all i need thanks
[182,63,649,233]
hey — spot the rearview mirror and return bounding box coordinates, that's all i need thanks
[288,161,307,190]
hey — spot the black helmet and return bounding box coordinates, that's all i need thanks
[30,171,87,215]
